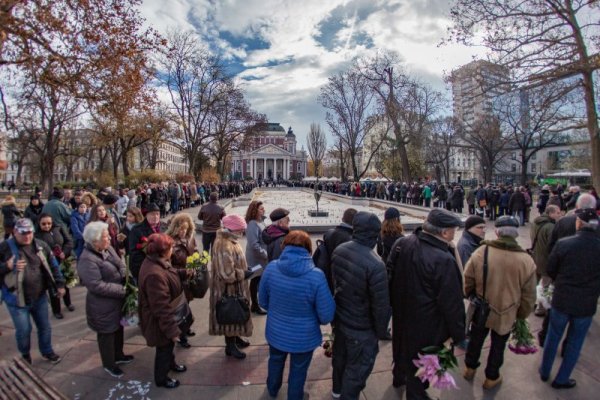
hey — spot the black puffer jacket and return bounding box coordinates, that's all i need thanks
[548,228,600,317]
[331,212,389,338]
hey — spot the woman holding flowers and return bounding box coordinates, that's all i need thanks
[77,221,133,379]
[35,213,75,319]
[166,213,198,348]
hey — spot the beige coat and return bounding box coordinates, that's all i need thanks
[464,241,537,335]
[208,229,253,337]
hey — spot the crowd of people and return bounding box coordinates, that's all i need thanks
[0,180,599,400]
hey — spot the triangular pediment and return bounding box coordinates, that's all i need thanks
[250,144,291,156]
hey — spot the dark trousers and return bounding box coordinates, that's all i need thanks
[332,328,378,400]
[97,327,124,369]
[464,325,510,380]
[50,288,71,314]
[202,231,217,253]
[155,341,175,385]
[267,345,313,399]
[250,277,261,310]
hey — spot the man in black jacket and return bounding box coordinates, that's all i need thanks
[540,207,600,389]
[548,193,598,251]
[330,212,389,400]
[128,203,162,281]
[388,209,466,399]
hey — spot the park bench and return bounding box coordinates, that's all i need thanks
[0,357,68,400]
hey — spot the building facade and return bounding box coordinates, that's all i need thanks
[230,122,307,181]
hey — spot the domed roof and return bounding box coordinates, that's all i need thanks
[286,127,295,138]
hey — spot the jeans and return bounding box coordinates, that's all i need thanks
[464,324,510,380]
[50,287,71,314]
[5,294,53,356]
[267,345,313,400]
[202,231,217,253]
[540,308,593,383]
[97,327,125,369]
[513,210,525,226]
[332,328,379,400]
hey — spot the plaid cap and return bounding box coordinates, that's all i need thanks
[15,218,35,234]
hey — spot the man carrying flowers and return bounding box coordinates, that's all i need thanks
[463,216,536,390]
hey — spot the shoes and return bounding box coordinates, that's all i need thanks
[382,329,392,341]
[53,313,64,319]
[42,352,62,364]
[170,364,187,373]
[225,344,247,359]
[236,337,250,348]
[534,307,546,317]
[540,375,549,382]
[331,391,341,399]
[251,306,267,315]
[67,304,75,312]
[115,355,134,365]
[482,375,502,389]
[538,332,546,347]
[186,330,196,337]
[551,379,576,389]
[156,378,180,389]
[22,354,32,364]
[104,366,124,378]
[463,367,476,381]
[178,340,191,349]
[457,338,470,350]
[392,378,406,388]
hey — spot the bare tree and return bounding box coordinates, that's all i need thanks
[461,115,509,183]
[319,68,380,181]
[425,117,460,183]
[447,0,600,189]
[306,123,327,177]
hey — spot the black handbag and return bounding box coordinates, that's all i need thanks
[470,246,491,330]
[215,282,250,325]
[171,292,193,333]
[187,265,209,299]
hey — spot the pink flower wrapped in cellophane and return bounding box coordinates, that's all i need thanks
[413,349,458,390]
[508,319,538,355]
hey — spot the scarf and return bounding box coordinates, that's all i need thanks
[481,236,525,252]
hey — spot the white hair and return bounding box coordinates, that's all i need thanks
[83,221,109,244]
[496,226,519,238]
[576,193,596,210]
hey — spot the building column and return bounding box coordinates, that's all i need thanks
[263,158,267,180]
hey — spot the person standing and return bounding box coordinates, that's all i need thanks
[509,187,526,226]
[539,207,600,389]
[2,195,22,239]
[262,208,291,262]
[70,203,88,259]
[42,187,72,232]
[423,184,432,208]
[388,209,465,398]
[259,231,335,400]
[319,208,356,292]
[244,201,268,314]
[457,215,486,266]
[128,203,162,281]
[0,218,65,364]
[463,216,537,390]
[376,207,404,263]
[197,192,225,253]
[209,215,253,359]
[330,212,390,400]
[77,222,133,378]
[24,195,44,228]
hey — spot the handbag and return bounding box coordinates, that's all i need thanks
[470,246,490,330]
[170,292,193,333]
[215,282,250,325]
[187,265,209,299]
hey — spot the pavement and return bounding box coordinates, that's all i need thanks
[1,198,600,400]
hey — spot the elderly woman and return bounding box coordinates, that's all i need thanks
[138,233,191,389]
[35,213,75,319]
[166,212,198,347]
[209,214,253,359]
[77,221,132,379]
[259,230,335,399]
[245,200,268,314]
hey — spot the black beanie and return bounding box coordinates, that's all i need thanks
[465,215,485,231]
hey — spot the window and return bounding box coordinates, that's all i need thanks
[511,164,516,172]
[531,163,536,172]
[531,152,536,160]
[511,152,516,160]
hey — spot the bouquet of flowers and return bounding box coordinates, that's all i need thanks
[135,236,149,251]
[60,256,79,288]
[413,345,458,390]
[508,319,538,355]
[536,283,554,310]
[120,264,139,327]
[322,332,334,358]
[185,251,210,299]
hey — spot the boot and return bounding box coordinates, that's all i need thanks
[225,336,246,359]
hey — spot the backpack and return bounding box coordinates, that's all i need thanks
[312,239,330,272]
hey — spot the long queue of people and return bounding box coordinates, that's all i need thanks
[1,185,599,400]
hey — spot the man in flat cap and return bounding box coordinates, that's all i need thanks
[540,207,600,389]
[463,216,536,390]
[387,208,466,399]
[262,208,290,263]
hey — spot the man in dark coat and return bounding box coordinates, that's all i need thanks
[457,215,486,265]
[508,187,526,226]
[262,208,290,262]
[197,192,225,253]
[330,212,390,400]
[128,203,162,281]
[388,209,466,399]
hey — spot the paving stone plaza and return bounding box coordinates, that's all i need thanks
[1,188,599,400]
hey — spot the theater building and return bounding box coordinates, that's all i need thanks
[230,122,307,181]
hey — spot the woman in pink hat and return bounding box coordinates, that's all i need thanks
[208,214,253,359]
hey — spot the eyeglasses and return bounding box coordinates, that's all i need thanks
[17,231,33,235]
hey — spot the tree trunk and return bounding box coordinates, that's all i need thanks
[121,148,130,177]
[520,150,528,186]
[581,70,600,190]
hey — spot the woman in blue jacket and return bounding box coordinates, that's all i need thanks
[259,230,335,400]
[70,203,88,258]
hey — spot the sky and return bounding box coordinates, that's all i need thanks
[139,0,485,147]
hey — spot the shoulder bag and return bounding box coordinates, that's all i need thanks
[470,246,490,330]
[170,291,193,333]
[188,264,209,299]
[215,281,250,325]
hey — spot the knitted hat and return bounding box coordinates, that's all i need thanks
[103,194,118,205]
[384,207,400,221]
[464,215,485,231]
[222,214,247,232]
